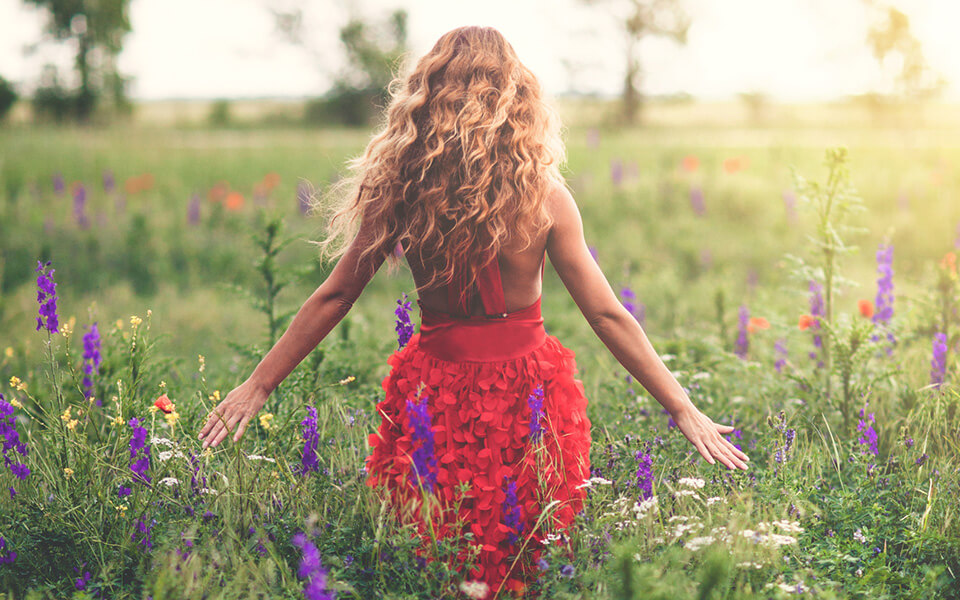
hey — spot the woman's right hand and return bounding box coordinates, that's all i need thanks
[671,405,750,470]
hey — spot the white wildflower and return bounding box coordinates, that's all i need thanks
[667,515,698,522]
[765,534,798,548]
[459,580,490,599]
[706,496,727,506]
[735,561,764,569]
[159,477,180,487]
[853,528,867,544]
[157,450,186,462]
[198,487,218,495]
[245,454,277,463]
[576,476,613,489]
[771,519,804,533]
[684,536,716,551]
[691,371,712,380]
[661,354,676,362]
[674,489,699,498]
[678,477,705,488]
[150,436,176,447]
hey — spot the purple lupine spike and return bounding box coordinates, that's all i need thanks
[808,279,824,366]
[299,406,320,476]
[291,532,336,599]
[502,475,523,545]
[621,286,645,326]
[187,193,201,225]
[871,243,895,355]
[634,447,654,501]
[297,181,312,216]
[735,305,749,359]
[35,260,59,334]
[930,332,947,388]
[774,338,788,373]
[81,322,102,403]
[0,393,31,489]
[73,183,89,229]
[405,393,437,493]
[131,516,156,549]
[690,186,705,216]
[394,293,414,349]
[611,158,623,187]
[0,536,17,564]
[102,169,115,194]
[52,172,64,195]
[857,411,879,456]
[128,417,151,485]
[527,384,545,443]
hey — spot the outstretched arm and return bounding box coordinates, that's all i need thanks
[198,216,386,449]
[545,183,749,470]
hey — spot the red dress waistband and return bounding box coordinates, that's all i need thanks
[417,297,547,362]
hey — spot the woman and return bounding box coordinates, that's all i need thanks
[198,25,748,597]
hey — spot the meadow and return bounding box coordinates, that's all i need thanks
[0,100,958,598]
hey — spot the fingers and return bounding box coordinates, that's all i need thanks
[692,438,715,465]
[233,414,252,442]
[705,439,736,470]
[711,436,749,470]
[207,412,242,449]
[201,407,235,449]
[715,424,736,434]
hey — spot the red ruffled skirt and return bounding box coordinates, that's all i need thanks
[364,324,591,597]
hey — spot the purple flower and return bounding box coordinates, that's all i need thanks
[774,338,788,372]
[620,286,645,326]
[735,305,749,359]
[299,406,320,476]
[690,186,705,216]
[74,569,92,591]
[857,412,879,456]
[291,532,336,600]
[118,484,132,498]
[588,245,599,263]
[0,536,16,564]
[808,279,824,365]
[102,169,115,194]
[394,293,414,350]
[634,448,654,501]
[560,564,575,578]
[35,260,59,334]
[73,183,90,229]
[81,322,102,402]
[527,384,545,443]
[128,417,151,485]
[53,172,65,195]
[611,159,623,187]
[297,181,312,216]
[502,475,522,545]
[187,193,201,225]
[930,332,947,388]
[405,393,437,492]
[871,243,896,354]
[132,516,156,550]
[0,393,30,484]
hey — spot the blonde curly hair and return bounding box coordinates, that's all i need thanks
[310,25,567,295]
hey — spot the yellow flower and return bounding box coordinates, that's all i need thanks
[198,355,206,372]
[259,413,275,430]
[201,447,213,458]
[148,405,159,414]
[63,467,74,479]
[115,504,128,514]
[209,390,221,402]
[60,321,73,336]
[130,315,142,327]
[271,470,280,479]
[5,347,14,358]
[112,414,125,426]
[65,419,79,430]
[9,376,23,390]
[339,375,356,385]
[10,398,22,409]
[164,410,180,428]
[61,406,73,422]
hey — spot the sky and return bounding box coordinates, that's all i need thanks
[2,0,960,101]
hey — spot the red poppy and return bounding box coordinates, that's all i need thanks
[681,155,699,173]
[798,314,815,331]
[154,393,174,414]
[747,317,770,334]
[858,299,874,318]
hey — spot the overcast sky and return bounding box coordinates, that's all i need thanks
[2,0,960,101]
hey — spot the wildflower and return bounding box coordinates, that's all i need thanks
[0,536,17,564]
[198,354,205,372]
[63,467,74,479]
[560,564,575,578]
[291,532,336,600]
[807,279,825,365]
[406,393,437,492]
[681,155,699,173]
[73,182,89,229]
[164,409,180,428]
[394,293,414,349]
[871,243,896,353]
[610,158,623,186]
[858,299,874,318]
[735,305,749,358]
[1,393,31,484]
[853,528,867,544]
[527,384,545,443]
[690,186,705,216]
[685,536,716,551]
[52,172,65,195]
[3,347,12,358]
[154,394,174,414]
[259,412,275,430]
[620,287,644,324]
[774,338,788,373]
[118,484,132,498]
[35,260,59,334]
[502,475,522,544]
[159,477,180,486]
[706,496,727,506]
[930,332,947,388]
[74,568,92,591]
[128,417,151,485]
[634,447,654,501]
[538,558,549,571]
[130,315,142,327]
[187,193,201,225]
[459,580,490,599]
[588,246,599,263]
[678,477,705,488]
[338,375,355,385]
[9,376,26,392]
[857,411,879,456]
[132,516,156,550]
[747,316,769,334]
[81,322,102,402]
[798,314,815,330]
[299,406,321,476]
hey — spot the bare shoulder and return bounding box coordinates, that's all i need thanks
[544,179,580,233]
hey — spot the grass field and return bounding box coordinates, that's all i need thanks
[0,102,958,598]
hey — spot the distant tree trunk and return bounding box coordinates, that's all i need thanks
[75,33,94,122]
[622,33,641,125]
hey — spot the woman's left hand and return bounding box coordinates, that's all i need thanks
[198,378,269,449]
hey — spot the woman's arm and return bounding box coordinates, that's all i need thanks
[198,216,386,449]
[545,183,749,470]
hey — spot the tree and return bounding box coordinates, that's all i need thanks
[270,2,408,126]
[865,3,945,101]
[0,76,18,123]
[23,0,134,122]
[581,0,690,125]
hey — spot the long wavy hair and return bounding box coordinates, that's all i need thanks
[310,25,568,296]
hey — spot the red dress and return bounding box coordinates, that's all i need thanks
[364,251,592,598]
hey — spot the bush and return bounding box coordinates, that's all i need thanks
[0,75,17,123]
